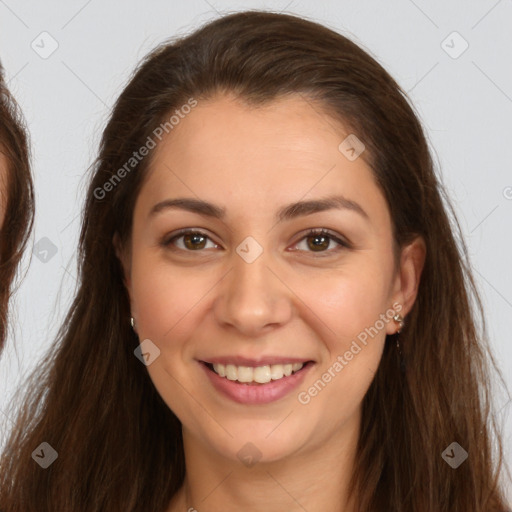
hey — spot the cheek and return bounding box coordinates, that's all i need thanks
[129,256,211,417]
[131,250,392,350]
[130,254,215,350]
[129,249,393,435]
[308,264,392,345]
[300,265,391,399]
[295,273,389,422]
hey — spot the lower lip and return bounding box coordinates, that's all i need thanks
[199,361,314,405]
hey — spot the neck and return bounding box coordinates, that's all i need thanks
[167,411,360,512]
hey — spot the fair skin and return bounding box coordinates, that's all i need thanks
[116,93,426,512]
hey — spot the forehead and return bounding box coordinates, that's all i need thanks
[137,93,389,227]
[153,93,355,171]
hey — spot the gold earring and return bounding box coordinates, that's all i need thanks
[393,312,406,373]
[393,313,404,334]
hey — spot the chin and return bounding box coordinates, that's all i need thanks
[202,420,311,466]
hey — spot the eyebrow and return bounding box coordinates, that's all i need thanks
[149,194,370,223]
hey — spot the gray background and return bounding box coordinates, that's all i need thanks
[0,0,511,494]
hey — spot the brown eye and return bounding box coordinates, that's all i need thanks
[306,233,330,252]
[294,229,350,255]
[161,228,350,256]
[163,230,217,251]
[182,232,207,250]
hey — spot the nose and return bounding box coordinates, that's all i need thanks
[214,241,293,336]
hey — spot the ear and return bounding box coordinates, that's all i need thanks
[386,235,426,334]
[113,232,132,297]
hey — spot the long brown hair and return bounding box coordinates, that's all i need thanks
[0,10,510,511]
[0,62,34,354]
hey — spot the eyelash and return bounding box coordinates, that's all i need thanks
[161,228,350,256]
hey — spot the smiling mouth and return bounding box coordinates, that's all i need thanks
[202,361,314,385]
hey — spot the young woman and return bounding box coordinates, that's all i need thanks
[0,61,34,355]
[0,10,510,512]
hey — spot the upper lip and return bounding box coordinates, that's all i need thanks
[200,356,314,367]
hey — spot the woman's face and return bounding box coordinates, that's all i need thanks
[120,93,424,465]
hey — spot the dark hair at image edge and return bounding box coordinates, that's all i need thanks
[0,62,34,355]
[0,10,510,512]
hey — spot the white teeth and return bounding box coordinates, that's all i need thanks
[270,364,283,380]
[237,366,254,383]
[211,362,305,383]
[226,364,237,381]
[216,363,226,377]
[253,365,271,383]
